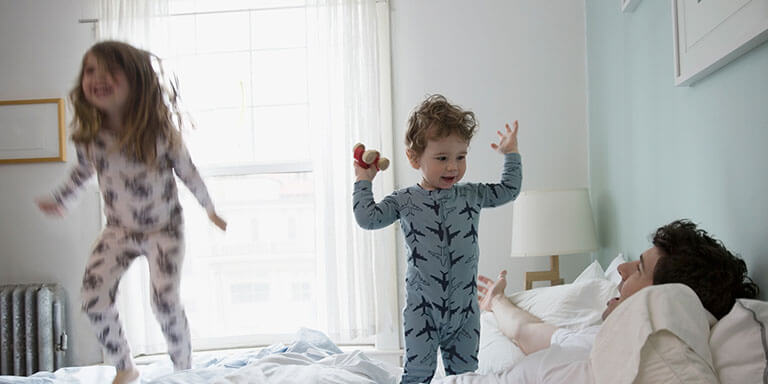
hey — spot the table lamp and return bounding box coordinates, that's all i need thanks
[510,189,598,290]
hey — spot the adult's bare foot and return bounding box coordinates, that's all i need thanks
[112,368,139,384]
[478,270,508,312]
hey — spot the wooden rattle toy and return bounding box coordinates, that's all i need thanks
[353,143,390,171]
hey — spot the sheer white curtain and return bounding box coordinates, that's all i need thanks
[96,0,170,54]
[306,0,399,348]
[97,0,399,353]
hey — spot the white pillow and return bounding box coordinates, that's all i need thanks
[710,298,768,384]
[477,273,618,374]
[573,260,606,283]
[633,330,719,384]
[508,278,618,330]
[603,253,625,285]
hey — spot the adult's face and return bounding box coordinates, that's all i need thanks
[602,246,663,320]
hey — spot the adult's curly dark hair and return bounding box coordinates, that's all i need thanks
[405,94,477,156]
[651,219,760,319]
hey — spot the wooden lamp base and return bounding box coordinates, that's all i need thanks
[524,255,565,290]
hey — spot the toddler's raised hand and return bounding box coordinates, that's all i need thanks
[490,120,519,154]
[354,161,378,182]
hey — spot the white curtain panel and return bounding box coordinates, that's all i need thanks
[96,0,170,55]
[306,0,399,347]
[98,0,399,353]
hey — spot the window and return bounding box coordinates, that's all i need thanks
[230,283,269,304]
[165,2,327,348]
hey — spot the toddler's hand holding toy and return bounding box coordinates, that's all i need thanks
[353,143,389,182]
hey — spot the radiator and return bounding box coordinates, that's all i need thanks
[0,284,67,376]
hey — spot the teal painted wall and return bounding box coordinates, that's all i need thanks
[585,0,768,298]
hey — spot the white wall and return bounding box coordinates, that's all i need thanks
[0,0,591,365]
[388,0,591,302]
[0,0,101,366]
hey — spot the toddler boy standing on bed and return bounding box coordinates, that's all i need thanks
[353,94,522,383]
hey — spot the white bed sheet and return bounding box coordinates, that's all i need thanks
[0,329,401,384]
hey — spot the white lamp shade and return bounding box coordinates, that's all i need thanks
[510,189,598,257]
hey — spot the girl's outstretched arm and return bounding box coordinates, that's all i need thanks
[208,211,227,231]
[170,140,226,230]
[38,144,95,216]
[36,197,64,216]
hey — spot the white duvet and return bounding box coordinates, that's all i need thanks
[0,329,401,384]
[211,350,396,384]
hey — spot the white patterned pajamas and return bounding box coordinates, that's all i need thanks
[51,131,215,371]
[82,225,189,371]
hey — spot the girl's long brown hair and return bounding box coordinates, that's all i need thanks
[70,40,183,165]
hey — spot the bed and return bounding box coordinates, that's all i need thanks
[3,256,766,384]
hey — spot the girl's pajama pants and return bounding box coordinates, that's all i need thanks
[80,225,191,371]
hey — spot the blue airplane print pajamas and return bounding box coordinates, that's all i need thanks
[49,131,217,372]
[354,153,522,383]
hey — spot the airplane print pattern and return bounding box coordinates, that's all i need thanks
[353,153,522,383]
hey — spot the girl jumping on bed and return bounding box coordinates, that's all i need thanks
[37,41,226,384]
[353,94,522,383]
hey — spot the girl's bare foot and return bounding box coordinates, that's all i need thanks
[112,368,140,384]
[478,270,508,312]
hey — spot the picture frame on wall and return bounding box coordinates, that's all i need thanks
[672,0,768,86]
[0,98,66,164]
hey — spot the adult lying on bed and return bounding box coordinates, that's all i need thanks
[435,219,760,383]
